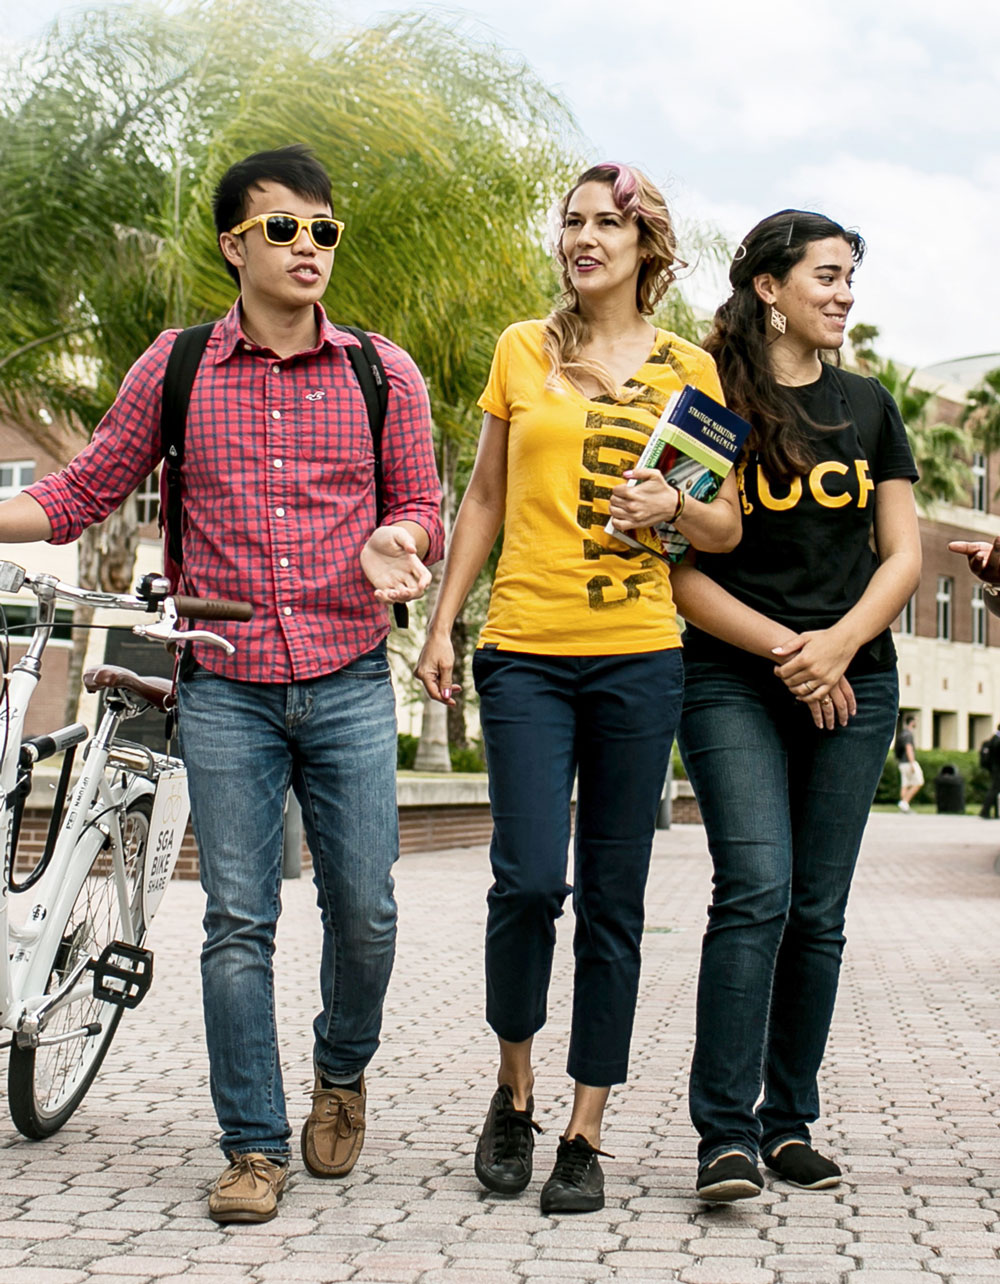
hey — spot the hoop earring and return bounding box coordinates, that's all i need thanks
[769,306,787,335]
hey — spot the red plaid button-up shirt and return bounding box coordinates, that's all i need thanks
[28,303,444,683]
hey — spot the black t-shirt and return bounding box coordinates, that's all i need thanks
[685,364,918,675]
[895,728,914,761]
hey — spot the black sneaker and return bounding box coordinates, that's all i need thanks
[764,1143,841,1189]
[474,1085,542,1194]
[539,1134,609,1214]
[696,1152,764,1202]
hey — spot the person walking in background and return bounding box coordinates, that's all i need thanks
[978,722,1000,818]
[0,145,443,1223]
[667,210,921,1202]
[416,162,741,1214]
[949,540,1000,817]
[894,715,924,812]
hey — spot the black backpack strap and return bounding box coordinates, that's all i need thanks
[335,324,389,516]
[336,324,408,628]
[160,323,215,572]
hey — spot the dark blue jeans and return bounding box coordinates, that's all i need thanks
[678,658,898,1167]
[473,647,684,1087]
[177,646,399,1159]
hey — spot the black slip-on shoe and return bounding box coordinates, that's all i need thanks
[474,1084,542,1194]
[764,1142,842,1189]
[539,1134,609,1214]
[696,1152,764,1202]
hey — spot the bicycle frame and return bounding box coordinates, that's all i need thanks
[0,588,155,1045]
[0,563,240,1053]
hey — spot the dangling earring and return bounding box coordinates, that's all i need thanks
[769,306,787,335]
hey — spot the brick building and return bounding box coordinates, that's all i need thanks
[893,354,1000,750]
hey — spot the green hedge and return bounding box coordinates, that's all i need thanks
[397,733,487,773]
[674,741,989,808]
[876,747,989,808]
[401,735,990,805]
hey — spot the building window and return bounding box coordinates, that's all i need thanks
[936,575,953,640]
[0,461,35,500]
[899,594,915,636]
[972,452,988,512]
[972,586,987,646]
[0,602,74,642]
[135,468,160,526]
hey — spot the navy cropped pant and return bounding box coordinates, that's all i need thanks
[473,647,683,1086]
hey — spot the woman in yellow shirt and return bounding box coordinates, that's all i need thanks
[416,163,740,1213]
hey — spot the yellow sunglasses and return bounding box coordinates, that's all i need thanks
[228,213,344,250]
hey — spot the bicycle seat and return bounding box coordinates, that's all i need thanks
[83,666,174,712]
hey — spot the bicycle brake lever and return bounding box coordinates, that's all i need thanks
[132,618,236,655]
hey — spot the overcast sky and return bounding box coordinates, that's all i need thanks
[6,0,999,370]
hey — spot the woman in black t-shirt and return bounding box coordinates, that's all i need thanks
[663,211,920,1202]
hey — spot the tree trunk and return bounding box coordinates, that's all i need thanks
[413,559,451,772]
[447,612,469,750]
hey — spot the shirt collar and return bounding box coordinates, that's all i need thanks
[210,300,359,364]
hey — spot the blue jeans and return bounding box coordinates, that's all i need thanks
[678,658,898,1167]
[177,645,398,1159]
[474,647,684,1086]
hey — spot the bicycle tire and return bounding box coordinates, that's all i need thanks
[8,795,152,1139]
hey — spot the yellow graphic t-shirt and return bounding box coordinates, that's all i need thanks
[477,319,725,656]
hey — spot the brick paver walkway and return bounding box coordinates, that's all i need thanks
[1,812,998,1283]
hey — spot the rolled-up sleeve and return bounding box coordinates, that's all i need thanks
[26,332,174,543]
[372,334,444,564]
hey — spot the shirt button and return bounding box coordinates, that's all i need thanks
[243,342,253,351]
[271,410,281,420]
[275,507,285,517]
[279,557,289,568]
[274,459,283,468]
[283,606,293,616]
[272,365,281,373]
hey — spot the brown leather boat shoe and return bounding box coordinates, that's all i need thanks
[301,1075,366,1178]
[208,1152,288,1223]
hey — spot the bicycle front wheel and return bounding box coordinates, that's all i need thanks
[8,795,152,1138]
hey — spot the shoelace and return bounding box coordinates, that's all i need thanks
[219,1153,281,1191]
[309,1086,362,1138]
[492,1101,542,1161]
[551,1136,613,1183]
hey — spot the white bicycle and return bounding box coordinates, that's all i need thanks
[0,560,250,1138]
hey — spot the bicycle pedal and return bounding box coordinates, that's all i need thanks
[89,942,154,1009]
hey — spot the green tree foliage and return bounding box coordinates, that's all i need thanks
[0,0,584,729]
[961,366,1000,460]
[848,324,972,512]
[1,1,580,440]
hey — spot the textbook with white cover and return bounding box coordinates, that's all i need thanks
[605,384,752,563]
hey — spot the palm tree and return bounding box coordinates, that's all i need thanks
[848,327,972,512]
[0,0,582,738]
[962,366,1000,457]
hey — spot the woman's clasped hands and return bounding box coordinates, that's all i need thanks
[771,628,857,730]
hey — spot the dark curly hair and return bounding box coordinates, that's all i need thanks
[703,209,865,482]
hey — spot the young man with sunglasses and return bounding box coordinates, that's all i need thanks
[0,145,443,1222]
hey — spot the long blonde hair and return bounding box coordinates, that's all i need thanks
[543,163,683,397]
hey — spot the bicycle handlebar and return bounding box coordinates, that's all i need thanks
[171,595,254,622]
[0,561,253,621]
[20,723,90,765]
